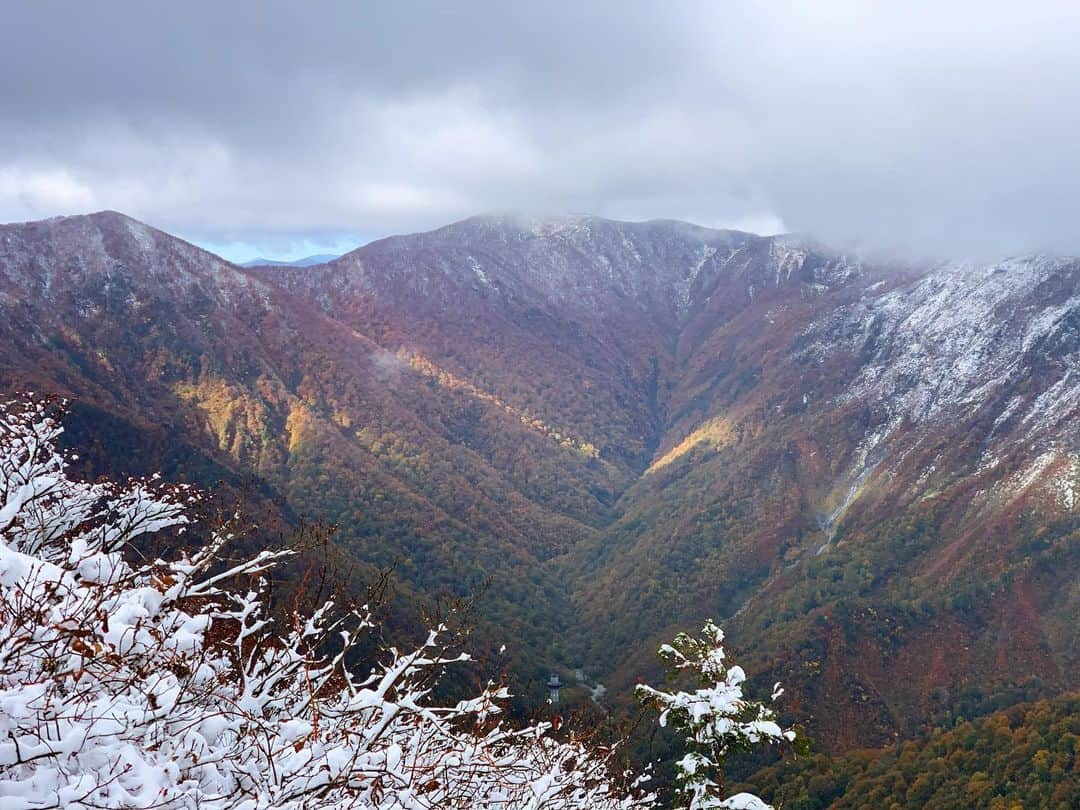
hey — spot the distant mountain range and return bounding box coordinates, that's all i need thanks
[240,253,339,267]
[0,210,1075,753]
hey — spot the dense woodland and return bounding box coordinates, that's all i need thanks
[742,694,1079,809]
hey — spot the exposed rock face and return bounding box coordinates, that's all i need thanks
[1,210,1076,749]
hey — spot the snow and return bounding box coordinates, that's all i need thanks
[467,254,491,287]
[720,794,772,810]
[803,254,1080,516]
[0,396,652,809]
[769,242,806,287]
[837,256,1079,436]
[636,621,792,810]
[1056,454,1080,510]
[125,218,156,253]
[672,245,717,313]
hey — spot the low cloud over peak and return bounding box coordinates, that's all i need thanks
[3,1,1080,259]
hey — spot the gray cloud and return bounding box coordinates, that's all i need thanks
[3,1,1080,258]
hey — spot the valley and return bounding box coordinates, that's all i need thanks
[0,210,1076,757]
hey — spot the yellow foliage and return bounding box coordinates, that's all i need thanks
[646,415,734,473]
[405,352,601,459]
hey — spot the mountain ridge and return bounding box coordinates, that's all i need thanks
[241,254,339,268]
[0,209,1075,752]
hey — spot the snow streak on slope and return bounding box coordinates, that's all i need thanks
[794,255,1080,531]
[838,256,1079,440]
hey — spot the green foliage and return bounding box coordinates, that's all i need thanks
[741,693,1080,809]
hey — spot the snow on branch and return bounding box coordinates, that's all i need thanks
[636,620,795,810]
[0,396,651,809]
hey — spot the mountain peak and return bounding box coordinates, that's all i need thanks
[241,254,338,268]
[0,209,264,308]
[444,212,744,241]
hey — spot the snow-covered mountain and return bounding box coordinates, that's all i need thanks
[0,210,1075,751]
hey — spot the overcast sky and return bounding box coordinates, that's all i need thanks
[3,2,1080,261]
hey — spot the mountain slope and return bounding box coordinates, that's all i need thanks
[568,249,1078,747]
[0,212,617,683]
[744,692,1080,808]
[0,211,1075,749]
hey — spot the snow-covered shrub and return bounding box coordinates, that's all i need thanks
[0,396,650,809]
[636,621,795,810]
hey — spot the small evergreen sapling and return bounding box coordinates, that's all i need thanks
[636,620,796,810]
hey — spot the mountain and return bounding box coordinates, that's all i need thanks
[0,210,1076,752]
[240,253,339,268]
[565,247,1079,747]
